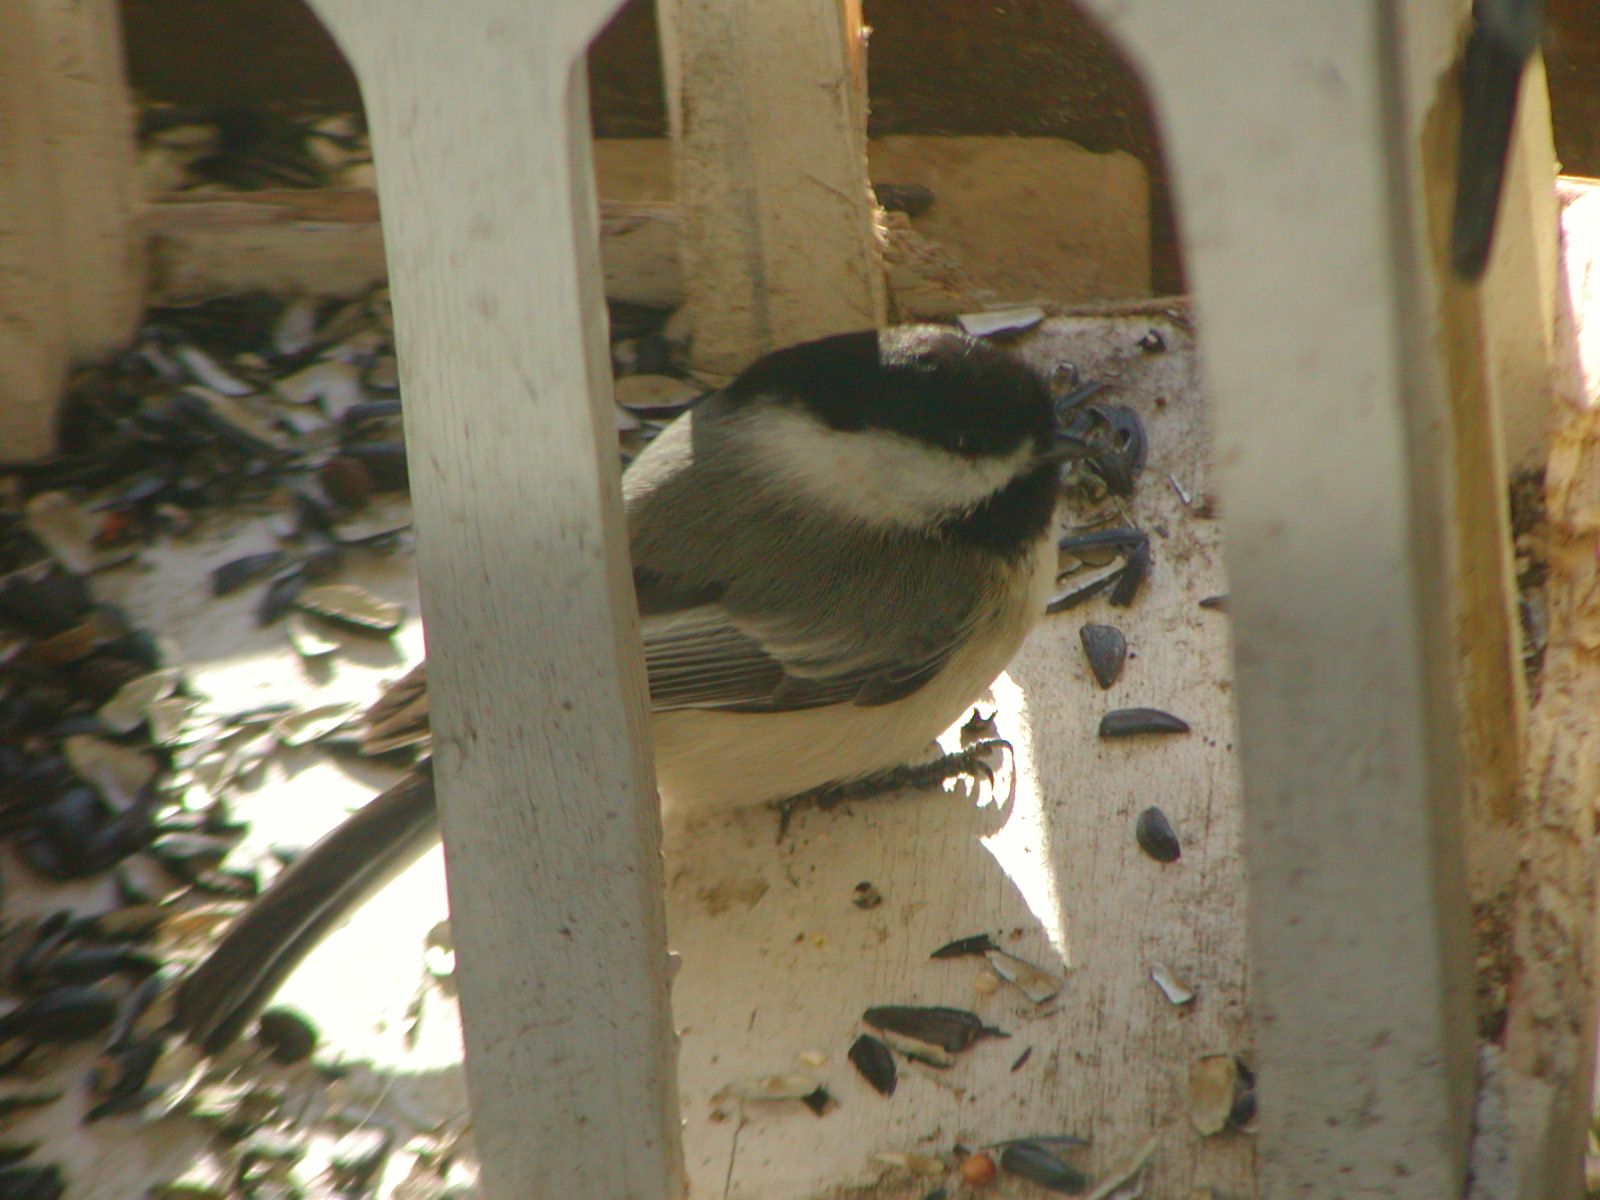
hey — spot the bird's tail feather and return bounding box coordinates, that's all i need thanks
[174,761,440,1054]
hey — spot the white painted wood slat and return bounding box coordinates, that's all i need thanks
[303,4,683,1199]
[1076,0,1492,1193]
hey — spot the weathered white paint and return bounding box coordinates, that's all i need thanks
[0,0,68,458]
[656,0,885,374]
[301,5,683,1200]
[1073,0,1509,1194]
[29,0,144,362]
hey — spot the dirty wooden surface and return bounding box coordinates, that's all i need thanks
[11,314,1251,1199]
[665,313,1254,1199]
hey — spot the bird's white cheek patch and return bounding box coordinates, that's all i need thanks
[744,408,1033,529]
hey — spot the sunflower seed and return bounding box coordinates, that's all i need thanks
[958,306,1045,339]
[175,345,253,396]
[212,552,288,597]
[1100,708,1190,738]
[273,297,318,357]
[1189,1054,1237,1136]
[863,1005,1005,1052]
[295,584,404,633]
[1079,625,1126,689]
[257,572,306,626]
[714,1074,823,1103]
[1107,540,1150,607]
[25,491,120,575]
[872,1028,956,1068]
[848,1034,896,1096]
[984,949,1063,1004]
[930,933,999,959]
[998,1142,1088,1194]
[63,735,158,811]
[274,361,362,418]
[285,612,340,659]
[614,374,701,412]
[147,696,193,745]
[1149,962,1196,1006]
[98,669,181,734]
[1134,806,1182,863]
[272,703,358,747]
[1045,565,1124,613]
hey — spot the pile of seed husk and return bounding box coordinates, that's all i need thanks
[0,288,697,1197]
[139,105,375,196]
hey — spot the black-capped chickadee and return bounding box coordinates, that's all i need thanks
[177,324,1126,1051]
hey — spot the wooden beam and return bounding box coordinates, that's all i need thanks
[0,0,68,458]
[29,0,144,362]
[1078,0,1482,1192]
[656,0,885,374]
[302,5,683,1200]
[1497,176,1600,1200]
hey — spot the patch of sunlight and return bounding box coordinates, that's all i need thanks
[272,845,463,1073]
[939,669,1070,967]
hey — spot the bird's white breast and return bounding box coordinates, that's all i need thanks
[650,533,1056,816]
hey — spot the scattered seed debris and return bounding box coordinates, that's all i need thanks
[960,1153,997,1187]
[930,933,999,960]
[852,881,884,910]
[863,1006,1007,1053]
[984,949,1062,1004]
[1079,624,1127,689]
[1082,1137,1158,1200]
[1189,1054,1238,1135]
[997,1140,1089,1194]
[1135,807,1182,863]
[1010,1046,1034,1072]
[848,1034,897,1096]
[1100,709,1190,739]
[872,1027,957,1068]
[294,583,404,633]
[958,307,1045,339]
[1149,962,1196,1006]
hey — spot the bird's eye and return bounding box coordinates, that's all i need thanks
[951,433,980,456]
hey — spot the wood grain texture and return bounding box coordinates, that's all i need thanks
[664,313,1255,1200]
[303,4,684,1199]
[1496,178,1600,1200]
[657,0,885,374]
[1076,1,1481,1193]
[1481,58,1561,474]
[29,0,145,362]
[0,0,68,458]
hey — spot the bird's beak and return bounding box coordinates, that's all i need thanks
[1040,437,1093,467]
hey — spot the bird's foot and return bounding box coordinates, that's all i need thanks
[773,738,1012,840]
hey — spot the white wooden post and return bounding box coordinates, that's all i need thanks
[29,0,144,363]
[0,0,69,458]
[1074,0,1511,1193]
[655,0,885,374]
[0,0,144,459]
[303,5,683,1200]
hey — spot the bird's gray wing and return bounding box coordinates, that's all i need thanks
[634,566,957,713]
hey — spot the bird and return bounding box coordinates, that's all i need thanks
[175,323,1140,1053]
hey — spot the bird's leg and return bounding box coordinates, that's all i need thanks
[774,739,1012,839]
